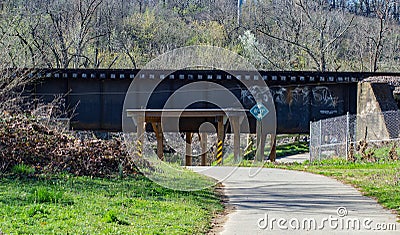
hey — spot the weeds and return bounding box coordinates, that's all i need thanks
[29,187,68,204]
[27,205,50,217]
[11,164,35,176]
[103,210,130,225]
[389,143,399,161]
[356,139,376,162]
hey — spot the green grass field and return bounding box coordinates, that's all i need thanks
[0,172,223,234]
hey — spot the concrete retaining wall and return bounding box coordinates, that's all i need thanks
[356,81,399,140]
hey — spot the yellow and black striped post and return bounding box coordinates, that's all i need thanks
[216,116,224,165]
[135,139,143,158]
[216,140,223,165]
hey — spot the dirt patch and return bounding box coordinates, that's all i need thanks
[208,183,236,235]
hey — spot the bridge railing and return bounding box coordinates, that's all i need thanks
[310,110,400,161]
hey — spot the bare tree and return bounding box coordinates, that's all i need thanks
[253,0,355,71]
[0,0,398,71]
[366,0,391,72]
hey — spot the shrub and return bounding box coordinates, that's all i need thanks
[0,112,139,177]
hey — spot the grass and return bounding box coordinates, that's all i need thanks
[0,171,223,234]
[276,142,309,158]
[138,159,219,191]
[239,141,309,161]
[11,164,35,176]
[261,159,400,220]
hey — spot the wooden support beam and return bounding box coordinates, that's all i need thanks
[200,133,207,166]
[232,116,241,163]
[151,122,164,161]
[255,121,265,161]
[137,115,145,139]
[136,115,145,158]
[259,132,266,161]
[157,130,164,161]
[270,134,277,162]
[185,132,192,166]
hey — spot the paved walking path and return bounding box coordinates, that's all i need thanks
[276,152,310,163]
[191,167,399,234]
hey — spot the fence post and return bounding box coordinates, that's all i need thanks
[318,120,322,161]
[345,112,350,161]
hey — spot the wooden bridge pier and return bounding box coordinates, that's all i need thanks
[185,132,192,166]
[151,122,164,161]
[200,132,207,166]
[127,109,246,166]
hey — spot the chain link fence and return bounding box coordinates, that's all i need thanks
[310,110,400,161]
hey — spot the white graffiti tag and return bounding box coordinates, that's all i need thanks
[242,85,341,108]
[312,86,340,107]
[241,85,271,105]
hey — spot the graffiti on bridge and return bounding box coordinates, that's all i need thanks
[240,85,342,109]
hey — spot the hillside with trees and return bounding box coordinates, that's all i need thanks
[0,0,399,72]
